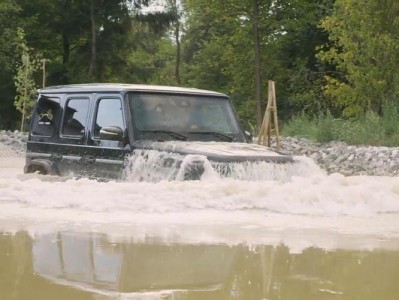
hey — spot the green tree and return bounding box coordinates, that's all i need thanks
[318,0,399,117]
[0,0,336,130]
[181,0,334,129]
[166,0,183,84]
[0,0,179,129]
[13,28,41,131]
[15,0,175,84]
[0,0,22,129]
[274,0,336,118]
[182,0,277,129]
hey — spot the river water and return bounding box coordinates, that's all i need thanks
[1,145,399,300]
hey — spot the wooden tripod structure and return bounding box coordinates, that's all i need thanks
[257,80,281,150]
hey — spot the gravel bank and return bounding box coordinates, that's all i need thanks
[0,130,27,156]
[1,130,398,176]
[279,137,399,176]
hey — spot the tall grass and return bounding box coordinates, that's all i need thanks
[282,106,399,146]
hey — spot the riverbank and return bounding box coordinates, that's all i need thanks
[279,136,399,176]
[0,130,27,156]
[1,130,398,176]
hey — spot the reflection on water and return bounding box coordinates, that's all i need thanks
[1,231,399,300]
[33,232,236,295]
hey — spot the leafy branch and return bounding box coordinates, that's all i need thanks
[13,27,42,131]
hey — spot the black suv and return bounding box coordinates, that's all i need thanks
[25,84,292,180]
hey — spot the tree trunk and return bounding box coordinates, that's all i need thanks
[175,18,181,85]
[62,32,70,64]
[20,91,26,132]
[173,0,181,85]
[88,0,97,79]
[61,0,71,65]
[252,0,262,130]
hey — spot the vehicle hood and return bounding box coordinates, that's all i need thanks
[132,140,293,163]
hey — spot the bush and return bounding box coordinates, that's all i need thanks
[315,111,340,143]
[337,112,384,145]
[282,108,399,146]
[282,111,340,142]
[381,102,399,137]
[281,112,318,139]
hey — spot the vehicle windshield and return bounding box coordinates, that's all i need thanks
[128,92,245,142]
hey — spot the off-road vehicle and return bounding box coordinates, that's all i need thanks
[24,83,293,180]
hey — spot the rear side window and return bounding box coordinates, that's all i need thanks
[31,97,60,136]
[62,98,89,137]
[94,98,124,138]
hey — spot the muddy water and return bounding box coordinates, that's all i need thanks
[2,231,399,300]
[1,147,399,299]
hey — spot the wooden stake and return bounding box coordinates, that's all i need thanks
[257,80,280,150]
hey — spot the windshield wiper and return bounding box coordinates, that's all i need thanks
[188,131,234,142]
[141,130,188,141]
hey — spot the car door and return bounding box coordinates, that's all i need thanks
[26,96,62,174]
[85,94,130,180]
[56,95,91,176]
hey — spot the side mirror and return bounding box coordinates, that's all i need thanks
[99,126,123,141]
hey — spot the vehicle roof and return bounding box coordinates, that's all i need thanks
[39,83,227,97]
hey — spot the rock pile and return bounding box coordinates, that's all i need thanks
[278,137,399,176]
[0,130,27,156]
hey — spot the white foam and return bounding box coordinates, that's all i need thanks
[1,152,399,251]
[124,148,324,182]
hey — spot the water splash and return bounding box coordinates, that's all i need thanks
[175,154,219,181]
[123,149,181,182]
[210,156,324,181]
[124,149,324,182]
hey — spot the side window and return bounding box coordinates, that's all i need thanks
[31,97,60,136]
[94,98,124,138]
[62,98,89,137]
